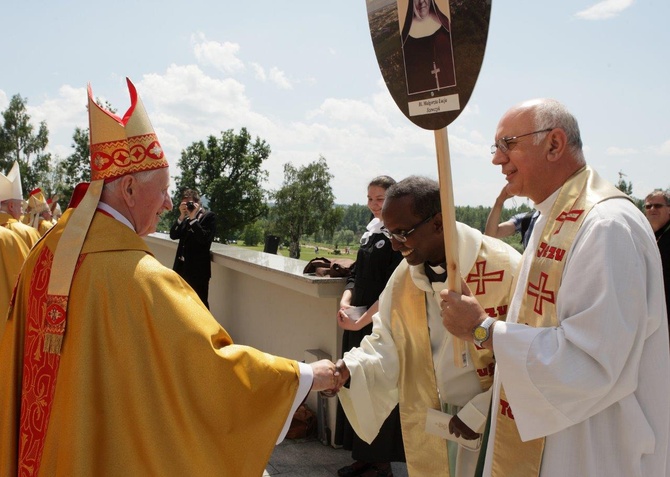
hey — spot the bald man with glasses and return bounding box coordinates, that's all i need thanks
[441,99,669,477]
[329,176,521,477]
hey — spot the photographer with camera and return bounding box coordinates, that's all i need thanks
[170,188,216,308]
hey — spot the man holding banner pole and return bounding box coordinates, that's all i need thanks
[441,98,670,476]
[333,176,521,477]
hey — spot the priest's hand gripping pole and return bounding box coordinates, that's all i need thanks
[435,127,467,368]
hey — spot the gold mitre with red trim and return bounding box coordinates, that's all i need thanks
[41,79,169,357]
[28,187,49,213]
[88,77,168,181]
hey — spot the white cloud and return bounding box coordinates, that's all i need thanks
[191,33,245,74]
[249,63,293,90]
[135,64,282,170]
[25,84,89,161]
[654,140,670,155]
[250,62,266,81]
[268,67,293,90]
[575,0,634,20]
[0,90,8,112]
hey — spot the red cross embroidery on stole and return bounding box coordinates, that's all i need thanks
[527,271,555,315]
[466,260,504,295]
[554,209,583,235]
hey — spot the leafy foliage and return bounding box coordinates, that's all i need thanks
[0,94,50,194]
[242,221,264,247]
[171,128,270,241]
[340,203,373,236]
[271,156,335,259]
[55,127,90,206]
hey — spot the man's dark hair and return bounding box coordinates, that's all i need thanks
[384,176,441,218]
[181,189,200,203]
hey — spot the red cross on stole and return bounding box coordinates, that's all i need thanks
[466,260,505,295]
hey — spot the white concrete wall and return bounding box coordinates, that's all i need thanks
[146,233,346,445]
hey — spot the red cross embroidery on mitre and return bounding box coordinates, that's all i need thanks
[527,271,555,315]
[465,260,504,295]
[554,209,583,235]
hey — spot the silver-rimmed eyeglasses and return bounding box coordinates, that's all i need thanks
[381,214,436,243]
[490,128,553,155]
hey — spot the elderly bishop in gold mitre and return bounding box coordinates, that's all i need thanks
[26,187,54,236]
[0,162,41,248]
[0,78,334,477]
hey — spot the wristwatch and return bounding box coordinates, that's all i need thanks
[473,317,496,347]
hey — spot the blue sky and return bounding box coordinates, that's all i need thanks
[1,0,668,207]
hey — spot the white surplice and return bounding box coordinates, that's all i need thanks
[340,223,520,477]
[486,191,670,477]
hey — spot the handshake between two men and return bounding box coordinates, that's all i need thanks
[309,358,480,441]
[308,359,349,395]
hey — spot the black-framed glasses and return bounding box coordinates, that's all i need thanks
[490,128,553,155]
[381,214,436,243]
[644,203,668,210]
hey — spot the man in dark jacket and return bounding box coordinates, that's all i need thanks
[170,189,216,308]
[644,189,670,330]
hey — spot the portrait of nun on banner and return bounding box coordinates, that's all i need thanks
[399,0,456,96]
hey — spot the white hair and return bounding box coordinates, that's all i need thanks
[525,99,585,163]
[103,168,166,194]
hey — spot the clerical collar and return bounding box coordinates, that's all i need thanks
[97,201,135,232]
[424,262,447,283]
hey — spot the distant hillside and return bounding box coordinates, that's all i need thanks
[366,0,395,14]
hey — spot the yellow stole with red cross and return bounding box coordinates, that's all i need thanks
[490,166,627,476]
[390,234,514,476]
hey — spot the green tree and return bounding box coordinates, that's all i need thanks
[272,156,335,259]
[340,203,371,236]
[0,94,50,193]
[56,127,90,205]
[173,128,270,241]
[335,229,355,247]
[615,171,634,196]
[320,205,345,243]
[242,221,264,246]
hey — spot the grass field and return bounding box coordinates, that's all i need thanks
[230,242,358,262]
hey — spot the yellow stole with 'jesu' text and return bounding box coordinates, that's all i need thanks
[490,166,628,477]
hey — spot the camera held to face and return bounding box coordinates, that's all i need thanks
[186,201,196,212]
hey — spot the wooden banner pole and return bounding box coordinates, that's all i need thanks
[434,127,467,368]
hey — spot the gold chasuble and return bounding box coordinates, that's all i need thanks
[490,166,628,477]
[0,210,300,476]
[386,232,515,476]
[0,227,28,321]
[0,213,41,249]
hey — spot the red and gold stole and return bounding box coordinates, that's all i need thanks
[490,166,627,477]
[390,236,513,476]
[17,245,86,476]
[17,181,102,476]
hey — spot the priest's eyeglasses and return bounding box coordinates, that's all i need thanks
[381,214,436,243]
[490,128,553,155]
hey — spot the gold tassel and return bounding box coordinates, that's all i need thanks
[43,333,64,355]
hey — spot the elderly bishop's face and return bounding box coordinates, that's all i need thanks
[132,167,173,237]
